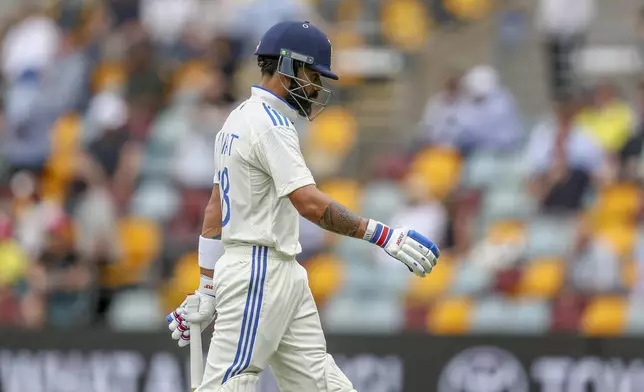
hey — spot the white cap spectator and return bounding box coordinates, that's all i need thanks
[1,15,61,82]
[463,65,499,99]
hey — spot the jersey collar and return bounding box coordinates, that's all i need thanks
[251,85,299,124]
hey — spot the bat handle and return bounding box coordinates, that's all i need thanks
[185,295,203,391]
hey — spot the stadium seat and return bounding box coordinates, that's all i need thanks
[319,179,362,212]
[479,187,536,225]
[449,261,494,295]
[162,251,200,312]
[570,240,621,293]
[525,217,576,258]
[108,289,163,331]
[426,297,472,334]
[101,218,162,288]
[551,292,586,333]
[410,147,462,200]
[172,60,210,93]
[406,254,454,304]
[444,0,491,20]
[323,296,404,334]
[381,0,430,53]
[471,296,550,334]
[625,299,644,335]
[360,181,405,223]
[461,151,525,190]
[593,223,636,258]
[486,220,526,244]
[335,236,372,263]
[517,257,565,299]
[92,62,126,93]
[305,253,344,306]
[590,183,641,227]
[581,296,627,336]
[307,106,357,157]
[129,180,180,222]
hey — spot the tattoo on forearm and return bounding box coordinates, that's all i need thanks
[318,202,362,237]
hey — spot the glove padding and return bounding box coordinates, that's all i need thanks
[382,228,440,277]
[166,277,217,347]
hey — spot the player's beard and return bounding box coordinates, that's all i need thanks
[286,79,318,118]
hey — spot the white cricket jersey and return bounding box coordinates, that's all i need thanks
[213,85,315,257]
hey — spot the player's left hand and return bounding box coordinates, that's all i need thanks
[166,277,217,347]
[381,228,439,277]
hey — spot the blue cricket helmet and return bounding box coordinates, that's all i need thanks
[255,20,338,81]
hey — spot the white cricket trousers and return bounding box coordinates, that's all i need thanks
[197,245,356,392]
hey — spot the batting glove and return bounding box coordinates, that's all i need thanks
[166,276,217,348]
[364,220,439,277]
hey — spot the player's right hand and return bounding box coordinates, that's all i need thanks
[166,277,217,347]
[379,227,440,277]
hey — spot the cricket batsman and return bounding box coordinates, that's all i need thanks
[167,20,440,392]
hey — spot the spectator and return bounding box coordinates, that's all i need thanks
[28,210,95,327]
[456,65,523,154]
[124,34,166,138]
[620,80,644,178]
[0,211,28,325]
[80,91,141,208]
[1,11,62,176]
[173,70,232,189]
[417,70,465,148]
[576,83,635,156]
[536,0,596,99]
[525,99,605,214]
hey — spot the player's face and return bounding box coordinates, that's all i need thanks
[285,66,327,118]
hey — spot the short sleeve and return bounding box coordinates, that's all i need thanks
[253,126,315,197]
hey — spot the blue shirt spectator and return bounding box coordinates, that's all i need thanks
[457,65,524,154]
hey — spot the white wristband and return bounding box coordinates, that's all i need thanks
[198,236,224,270]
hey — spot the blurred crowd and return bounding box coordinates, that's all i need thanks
[1,0,643,336]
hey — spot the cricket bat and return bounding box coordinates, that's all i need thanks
[185,295,203,391]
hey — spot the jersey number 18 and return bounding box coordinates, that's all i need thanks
[219,167,231,227]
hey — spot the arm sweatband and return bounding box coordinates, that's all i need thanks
[198,236,224,270]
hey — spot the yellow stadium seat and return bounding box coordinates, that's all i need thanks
[594,223,636,258]
[92,62,126,93]
[319,179,362,212]
[161,252,200,312]
[591,183,641,227]
[407,254,453,303]
[410,147,462,200]
[487,220,526,244]
[173,60,210,92]
[381,0,431,53]
[444,0,491,20]
[305,253,344,305]
[581,296,627,336]
[307,107,357,156]
[517,257,564,299]
[102,218,162,288]
[427,297,472,335]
